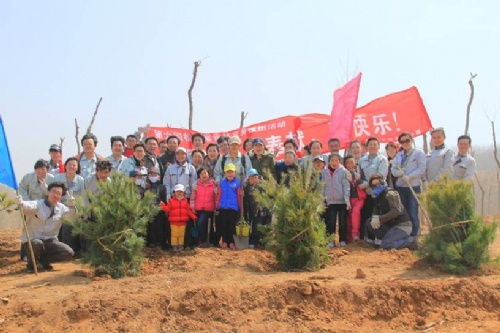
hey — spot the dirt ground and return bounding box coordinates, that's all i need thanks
[0,217,499,333]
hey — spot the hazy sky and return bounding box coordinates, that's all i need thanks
[1,0,499,177]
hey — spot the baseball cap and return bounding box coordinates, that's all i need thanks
[252,138,265,146]
[174,184,185,192]
[247,168,259,178]
[49,144,61,152]
[224,163,237,172]
[176,147,187,154]
[228,136,241,145]
[313,155,325,162]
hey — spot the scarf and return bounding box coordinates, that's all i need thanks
[372,184,387,197]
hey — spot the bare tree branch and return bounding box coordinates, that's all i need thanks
[422,132,429,154]
[188,61,201,130]
[464,73,477,135]
[75,118,81,155]
[240,111,248,129]
[87,97,103,135]
[474,173,485,216]
[488,118,500,169]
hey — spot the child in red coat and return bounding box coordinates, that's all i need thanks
[160,184,197,252]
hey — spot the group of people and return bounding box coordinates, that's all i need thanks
[15,126,476,272]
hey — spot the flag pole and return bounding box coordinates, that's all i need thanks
[16,191,38,275]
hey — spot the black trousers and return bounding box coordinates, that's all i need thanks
[215,209,239,245]
[360,195,375,241]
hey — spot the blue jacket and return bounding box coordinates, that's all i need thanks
[217,178,241,211]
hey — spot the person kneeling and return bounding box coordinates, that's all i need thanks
[366,174,418,250]
[16,182,76,273]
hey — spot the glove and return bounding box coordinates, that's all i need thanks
[370,215,381,229]
[15,195,23,206]
[66,196,76,207]
[346,201,351,210]
[402,175,411,183]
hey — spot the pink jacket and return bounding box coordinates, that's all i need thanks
[190,178,217,212]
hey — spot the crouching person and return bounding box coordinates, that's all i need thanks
[366,174,418,250]
[16,182,76,273]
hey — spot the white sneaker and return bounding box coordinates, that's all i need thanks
[339,241,346,247]
[249,244,255,248]
[374,239,382,246]
[328,242,335,248]
[366,239,374,244]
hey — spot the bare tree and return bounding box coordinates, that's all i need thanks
[240,111,248,129]
[74,118,81,155]
[422,132,429,154]
[474,173,485,216]
[87,97,103,135]
[464,73,477,135]
[188,61,201,130]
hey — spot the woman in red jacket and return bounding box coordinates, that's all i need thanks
[190,167,218,246]
[160,184,197,252]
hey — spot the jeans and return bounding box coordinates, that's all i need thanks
[196,211,214,244]
[367,223,413,250]
[360,196,375,241]
[396,186,420,236]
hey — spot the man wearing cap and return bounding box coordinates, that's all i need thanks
[249,138,276,181]
[163,147,197,201]
[48,144,64,175]
[214,136,253,186]
[426,128,455,183]
[451,135,476,181]
[105,136,127,172]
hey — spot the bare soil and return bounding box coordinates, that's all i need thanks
[0,217,499,333]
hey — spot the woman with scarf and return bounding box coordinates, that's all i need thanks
[366,174,418,250]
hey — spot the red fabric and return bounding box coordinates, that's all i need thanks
[124,149,134,158]
[191,179,217,211]
[326,73,362,148]
[146,86,432,155]
[160,197,197,226]
[353,86,432,144]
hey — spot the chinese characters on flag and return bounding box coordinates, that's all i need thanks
[147,86,432,156]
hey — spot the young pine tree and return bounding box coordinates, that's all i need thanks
[421,177,498,274]
[254,161,329,271]
[69,173,159,278]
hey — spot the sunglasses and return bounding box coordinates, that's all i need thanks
[399,139,411,144]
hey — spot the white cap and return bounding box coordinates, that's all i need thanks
[173,184,185,192]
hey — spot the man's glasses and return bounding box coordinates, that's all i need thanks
[399,139,411,144]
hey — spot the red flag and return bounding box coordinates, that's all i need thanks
[352,86,432,144]
[326,73,362,148]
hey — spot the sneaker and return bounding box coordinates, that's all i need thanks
[229,243,236,250]
[248,244,255,249]
[42,264,54,271]
[328,242,335,248]
[366,239,374,244]
[407,236,420,251]
[220,242,228,249]
[22,256,27,262]
[339,241,346,247]
[353,237,360,242]
[374,239,382,246]
[172,246,179,252]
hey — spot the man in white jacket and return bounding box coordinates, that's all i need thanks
[451,135,476,181]
[16,182,76,273]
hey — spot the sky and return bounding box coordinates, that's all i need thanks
[1,0,499,177]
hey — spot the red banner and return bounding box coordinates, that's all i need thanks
[147,86,432,156]
[352,86,432,144]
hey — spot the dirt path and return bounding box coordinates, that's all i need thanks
[0,218,499,333]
